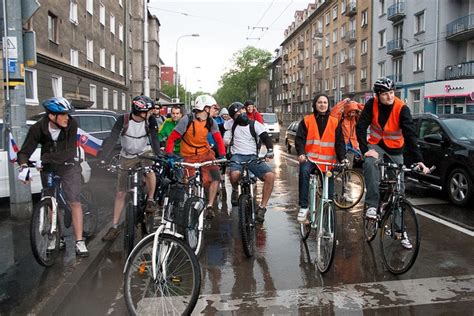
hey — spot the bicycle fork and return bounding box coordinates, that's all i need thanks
[40,196,59,236]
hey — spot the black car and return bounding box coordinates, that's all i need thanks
[285,120,301,154]
[405,113,474,206]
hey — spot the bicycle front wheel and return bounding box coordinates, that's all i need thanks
[333,169,365,209]
[81,189,98,239]
[124,233,201,315]
[380,201,420,274]
[238,193,256,258]
[183,197,204,256]
[30,198,59,267]
[316,201,337,273]
[124,198,136,256]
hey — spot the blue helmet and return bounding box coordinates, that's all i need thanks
[42,97,73,114]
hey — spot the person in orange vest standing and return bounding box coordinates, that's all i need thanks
[356,78,430,249]
[295,94,347,223]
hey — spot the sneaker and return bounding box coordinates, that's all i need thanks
[401,232,413,250]
[255,206,267,223]
[145,200,156,214]
[231,189,239,206]
[102,226,120,242]
[297,208,309,223]
[47,236,57,251]
[75,240,89,257]
[365,207,377,220]
[205,205,215,219]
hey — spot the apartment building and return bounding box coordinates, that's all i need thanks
[269,50,283,117]
[27,0,129,117]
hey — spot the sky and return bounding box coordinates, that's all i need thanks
[148,0,312,95]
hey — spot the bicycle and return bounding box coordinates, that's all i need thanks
[332,147,365,209]
[300,157,346,273]
[231,156,267,258]
[30,162,98,267]
[363,160,433,274]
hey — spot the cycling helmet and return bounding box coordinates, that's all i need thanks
[131,95,154,114]
[219,108,229,116]
[42,97,73,114]
[193,94,216,111]
[228,102,245,118]
[373,77,395,94]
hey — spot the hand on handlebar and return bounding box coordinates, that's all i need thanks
[341,158,350,168]
[415,162,431,174]
[364,149,379,159]
[17,166,31,184]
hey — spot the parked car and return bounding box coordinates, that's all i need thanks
[261,113,280,142]
[285,120,301,154]
[0,120,91,198]
[404,113,474,206]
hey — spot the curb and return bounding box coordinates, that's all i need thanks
[34,224,115,316]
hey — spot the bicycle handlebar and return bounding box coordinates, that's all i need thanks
[376,161,436,174]
[307,156,347,169]
[229,156,267,166]
[173,158,227,169]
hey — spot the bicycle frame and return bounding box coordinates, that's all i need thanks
[39,174,69,237]
[308,163,333,229]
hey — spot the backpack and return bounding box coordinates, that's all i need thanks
[180,113,213,151]
[120,113,151,138]
[228,120,260,156]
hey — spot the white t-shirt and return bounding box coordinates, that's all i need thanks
[224,119,266,155]
[48,124,61,141]
[120,119,150,158]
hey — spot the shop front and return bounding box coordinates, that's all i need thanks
[424,79,474,114]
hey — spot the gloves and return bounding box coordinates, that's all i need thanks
[341,158,350,167]
[167,154,176,168]
[18,166,31,182]
[265,149,274,159]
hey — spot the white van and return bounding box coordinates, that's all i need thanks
[261,113,280,142]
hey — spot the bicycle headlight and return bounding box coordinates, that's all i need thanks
[326,170,333,178]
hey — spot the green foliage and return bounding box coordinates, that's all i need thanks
[215,46,272,107]
[160,82,187,101]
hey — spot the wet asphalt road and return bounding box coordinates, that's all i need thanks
[47,146,474,315]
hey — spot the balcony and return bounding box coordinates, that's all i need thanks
[314,48,323,59]
[387,39,405,56]
[446,14,474,41]
[297,60,304,68]
[283,54,288,61]
[283,98,288,104]
[387,74,403,86]
[345,30,357,43]
[296,79,304,86]
[313,27,323,38]
[298,41,305,50]
[346,57,356,69]
[282,83,289,90]
[387,1,405,22]
[445,61,474,79]
[345,1,356,17]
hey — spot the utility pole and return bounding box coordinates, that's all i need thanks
[2,0,40,218]
[143,0,149,96]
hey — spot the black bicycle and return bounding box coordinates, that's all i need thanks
[30,163,98,267]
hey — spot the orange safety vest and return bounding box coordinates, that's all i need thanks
[180,119,212,157]
[304,114,338,171]
[368,97,405,149]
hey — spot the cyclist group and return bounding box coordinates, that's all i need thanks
[17,76,430,260]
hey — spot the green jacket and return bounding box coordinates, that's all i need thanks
[159,118,180,154]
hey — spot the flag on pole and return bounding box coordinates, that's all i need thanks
[8,132,19,163]
[76,128,103,156]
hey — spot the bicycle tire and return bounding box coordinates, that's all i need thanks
[316,201,337,273]
[380,201,420,274]
[183,196,204,256]
[238,193,256,258]
[300,220,311,241]
[81,189,98,238]
[124,198,136,256]
[363,216,378,242]
[124,233,201,315]
[333,169,365,209]
[30,199,60,267]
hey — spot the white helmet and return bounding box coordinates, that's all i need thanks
[193,94,216,111]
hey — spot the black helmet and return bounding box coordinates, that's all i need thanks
[373,77,395,94]
[228,102,245,118]
[131,95,154,114]
[42,97,73,114]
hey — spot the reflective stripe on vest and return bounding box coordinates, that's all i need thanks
[368,97,405,148]
[304,114,338,171]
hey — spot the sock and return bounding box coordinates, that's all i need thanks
[113,223,118,229]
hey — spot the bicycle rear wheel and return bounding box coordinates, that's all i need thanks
[238,193,256,258]
[380,201,420,274]
[183,197,204,256]
[333,169,365,209]
[30,199,60,267]
[81,189,98,238]
[124,233,201,315]
[316,201,337,273]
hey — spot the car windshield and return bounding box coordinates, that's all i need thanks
[262,114,277,124]
[443,118,474,140]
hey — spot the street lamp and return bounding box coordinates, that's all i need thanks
[175,34,200,101]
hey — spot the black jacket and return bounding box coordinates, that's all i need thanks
[295,112,346,161]
[18,116,78,168]
[356,97,423,162]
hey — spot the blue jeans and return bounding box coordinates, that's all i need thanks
[298,160,334,208]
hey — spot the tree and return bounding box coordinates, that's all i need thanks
[160,82,186,101]
[215,46,272,107]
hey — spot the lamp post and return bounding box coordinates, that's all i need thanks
[175,34,200,102]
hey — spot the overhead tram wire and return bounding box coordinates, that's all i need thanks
[248,0,275,39]
[258,0,294,42]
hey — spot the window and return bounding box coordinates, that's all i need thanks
[411,90,421,114]
[332,77,336,90]
[340,50,346,63]
[325,34,330,47]
[70,1,78,24]
[103,88,109,109]
[110,14,115,35]
[48,12,58,43]
[393,58,403,82]
[361,39,368,55]
[415,11,425,34]
[100,48,105,68]
[87,0,93,15]
[86,39,94,62]
[119,0,123,7]
[340,75,345,87]
[332,5,338,20]
[118,23,123,42]
[341,0,346,14]
[90,84,97,108]
[325,12,330,25]
[113,90,118,110]
[378,61,386,78]
[110,54,115,72]
[119,59,123,76]
[361,67,367,80]
[52,75,62,97]
[325,57,330,69]
[99,3,105,25]
[414,50,424,72]
[340,24,346,38]
[121,93,126,110]
[25,68,38,105]
[361,10,368,27]
[70,49,79,67]
[332,53,337,66]
[379,0,386,16]
[324,79,329,91]
[379,29,386,48]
